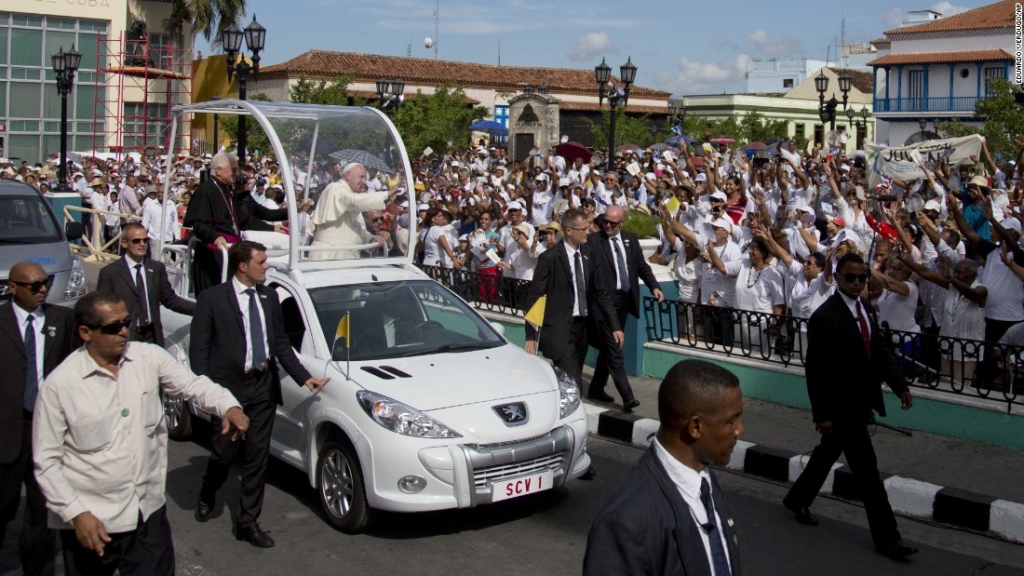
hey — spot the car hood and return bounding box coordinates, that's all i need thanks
[0,242,73,277]
[338,343,558,411]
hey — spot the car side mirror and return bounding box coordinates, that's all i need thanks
[65,221,83,242]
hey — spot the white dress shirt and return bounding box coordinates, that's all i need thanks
[564,242,585,317]
[12,303,45,392]
[653,438,733,575]
[607,232,629,291]
[124,255,151,325]
[838,290,871,339]
[233,277,269,372]
[33,344,240,533]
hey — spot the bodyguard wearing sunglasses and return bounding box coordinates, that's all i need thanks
[783,253,917,561]
[96,223,194,346]
[0,262,79,575]
[32,292,248,576]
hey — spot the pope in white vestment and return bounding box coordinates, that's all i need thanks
[310,162,388,260]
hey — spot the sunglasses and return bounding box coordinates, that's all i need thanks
[9,278,53,292]
[125,237,149,245]
[603,219,623,227]
[88,316,134,335]
[370,217,384,223]
[842,273,869,283]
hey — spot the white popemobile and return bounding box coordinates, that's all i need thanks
[155,101,591,533]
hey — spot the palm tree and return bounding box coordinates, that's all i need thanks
[164,0,247,49]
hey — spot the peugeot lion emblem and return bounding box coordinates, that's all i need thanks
[494,402,529,427]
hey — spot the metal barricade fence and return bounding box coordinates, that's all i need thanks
[642,297,1022,414]
[417,264,531,315]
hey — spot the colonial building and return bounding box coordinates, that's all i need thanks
[0,0,194,163]
[868,0,1015,146]
[237,50,671,162]
[684,67,875,153]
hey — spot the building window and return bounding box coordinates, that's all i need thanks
[494,105,509,127]
[782,78,794,89]
[907,69,924,111]
[794,123,805,138]
[984,66,1006,96]
[123,102,169,149]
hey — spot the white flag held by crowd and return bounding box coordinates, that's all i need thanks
[864,134,985,188]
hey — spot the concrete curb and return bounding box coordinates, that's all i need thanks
[584,403,1024,544]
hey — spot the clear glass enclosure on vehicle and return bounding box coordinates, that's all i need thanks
[309,280,504,362]
[161,100,415,269]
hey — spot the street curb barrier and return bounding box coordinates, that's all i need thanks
[584,403,1024,544]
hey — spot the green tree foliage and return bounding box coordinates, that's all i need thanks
[289,75,368,107]
[587,108,670,149]
[676,111,789,145]
[164,0,246,46]
[391,84,489,156]
[938,78,1024,163]
[218,92,273,161]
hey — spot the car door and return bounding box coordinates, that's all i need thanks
[270,281,328,457]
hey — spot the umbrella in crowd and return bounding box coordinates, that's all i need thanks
[743,141,777,159]
[328,149,394,174]
[665,134,697,147]
[467,120,509,136]
[554,141,592,164]
[617,144,641,154]
[710,136,736,146]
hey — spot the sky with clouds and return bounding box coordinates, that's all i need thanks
[197,0,983,97]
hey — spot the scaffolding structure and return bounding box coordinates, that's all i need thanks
[93,31,193,160]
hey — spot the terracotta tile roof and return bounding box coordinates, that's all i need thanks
[350,90,480,105]
[884,0,1015,35]
[261,50,671,99]
[826,68,874,94]
[867,49,1013,66]
[558,101,669,114]
[869,38,891,47]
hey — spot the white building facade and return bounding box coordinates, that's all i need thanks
[868,0,1014,147]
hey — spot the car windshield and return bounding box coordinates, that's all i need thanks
[309,279,504,362]
[0,194,61,244]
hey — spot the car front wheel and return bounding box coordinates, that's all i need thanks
[164,396,193,441]
[317,439,369,534]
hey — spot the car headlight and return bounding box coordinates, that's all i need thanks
[357,391,461,438]
[554,367,581,419]
[63,256,88,300]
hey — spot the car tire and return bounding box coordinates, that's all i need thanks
[164,395,193,441]
[317,438,370,534]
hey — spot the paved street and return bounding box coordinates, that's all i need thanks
[3,421,1024,576]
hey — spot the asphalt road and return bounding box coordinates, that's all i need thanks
[3,424,1024,576]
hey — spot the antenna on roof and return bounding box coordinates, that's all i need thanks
[434,0,440,60]
[498,36,501,66]
[407,44,411,58]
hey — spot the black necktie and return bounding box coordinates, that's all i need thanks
[24,315,38,412]
[574,251,588,317]
[700,478,732,576]
[612,237,629,292]
[135,264,150,325]
[245,289,268,370]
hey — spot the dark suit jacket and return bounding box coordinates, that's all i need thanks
[96,256,195,348]
[0,303,80,463]
[587,229,660,319]
[524,242,619,361]
[805,293,909,423]
[183,180,288,244]
[584,448,741,576]
[189,280,312,405]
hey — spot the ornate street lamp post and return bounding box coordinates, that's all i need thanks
[815,69,852,132]
[376,77,405,115]
[595,57,637,173]
[51,45,81,191]
[221,15,265,162]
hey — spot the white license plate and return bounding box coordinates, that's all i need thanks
[491,471,554,502]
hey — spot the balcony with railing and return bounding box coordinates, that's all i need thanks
[873,96,981,114]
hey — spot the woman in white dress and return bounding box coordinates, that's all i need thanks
[423,207,459,268]
[871,256,921,377]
